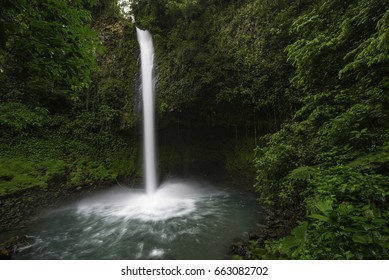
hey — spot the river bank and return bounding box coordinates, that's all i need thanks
[230,206,303,259]
[0,176,122,238]
[0,172,302,260]
[0,176,126,259]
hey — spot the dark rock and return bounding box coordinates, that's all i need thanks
[0,251,12,259]
[230,238,249,258]
[230,205,303,259]
[0,235,30,259]
[0,178,118,233]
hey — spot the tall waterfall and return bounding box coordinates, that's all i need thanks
[136,27,158,194]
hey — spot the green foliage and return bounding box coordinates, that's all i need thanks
[93,0,122,23]
[254,120,318,205]
[0,102,49,133]
[211,0,301,123]
[254,0,388,204]
[287,166,317,182]
[287,0,388,92]
[0,129,140,196]
[263,166,389,259]
[0,0,142,198]
[0,0,101,105]
[0,155,122,196]
[251,0,389,259]
[224,138,256,182]
[132,0,305,129]
[85,17,139,131]
[68,159,117,185]
[0,157,67,196]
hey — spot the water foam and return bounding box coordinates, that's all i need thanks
[76,180,210,221]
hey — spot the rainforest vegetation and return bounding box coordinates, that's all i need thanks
[0,0,388,259]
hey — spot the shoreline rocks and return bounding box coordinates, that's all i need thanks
[230,206,303,259]
[0,235,31,259]
[0,178,118,238]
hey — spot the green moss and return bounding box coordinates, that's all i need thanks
[68,160,118,185]
[0,157,67,196]
[0,132,140,196]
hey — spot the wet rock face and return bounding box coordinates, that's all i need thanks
[230,238,249,256]
[0,235,31,259]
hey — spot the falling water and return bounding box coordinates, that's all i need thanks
[136,27,158,194]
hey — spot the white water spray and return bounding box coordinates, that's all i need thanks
[136,27,157,194]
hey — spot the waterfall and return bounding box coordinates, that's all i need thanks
[136,27,158,194]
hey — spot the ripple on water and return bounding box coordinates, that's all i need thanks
[13,179,263,260]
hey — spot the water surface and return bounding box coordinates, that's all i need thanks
[14,179,263,259]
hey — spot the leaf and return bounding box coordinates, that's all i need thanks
[352,234,373,244]
[279,236,301,254]
[372,219,387,226]
[279,221,308,255]
[309,214,330,222]
[362,224,375,231]
[291,221,308,240]
[288,166,317,181]
[314,200,333,215]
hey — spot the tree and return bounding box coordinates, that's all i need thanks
[0,0,101,107]
[252,0,389,259]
